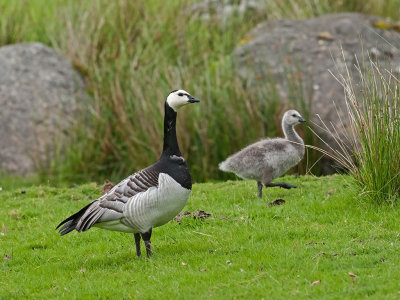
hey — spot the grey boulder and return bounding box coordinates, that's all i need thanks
[0,42,88,174]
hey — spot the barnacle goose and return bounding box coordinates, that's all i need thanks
[56,90,200,257]
[219,110,306,198]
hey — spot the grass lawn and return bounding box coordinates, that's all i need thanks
[1,174,400,299]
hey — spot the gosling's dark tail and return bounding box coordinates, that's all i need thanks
[56,201,95,236]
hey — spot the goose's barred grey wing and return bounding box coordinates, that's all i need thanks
[56,166,160,235]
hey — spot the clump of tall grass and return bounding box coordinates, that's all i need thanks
[310,57,400,203]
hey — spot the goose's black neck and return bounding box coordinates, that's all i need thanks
[161,102,182,157]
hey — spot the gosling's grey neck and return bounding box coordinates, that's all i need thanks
[282,121,304,145]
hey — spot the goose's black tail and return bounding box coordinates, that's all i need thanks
[56,201,95,236]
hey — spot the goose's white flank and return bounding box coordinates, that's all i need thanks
[219,109,306,198]
[57,89,200,257]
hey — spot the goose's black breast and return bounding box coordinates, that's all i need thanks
[154,156,192,190]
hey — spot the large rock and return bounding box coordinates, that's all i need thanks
[186,0,265,22]
[233,13,400,173]
[0,42,88,174]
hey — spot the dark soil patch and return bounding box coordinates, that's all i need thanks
[174,211,192,223]
[174,210,212,223]
[101,180,114,194]
[193,210,211,219]
[268,198,285,206]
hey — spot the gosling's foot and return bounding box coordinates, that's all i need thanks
[266,182,297,189]
[280,183,297,189]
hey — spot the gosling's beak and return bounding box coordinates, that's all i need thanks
[188,95,200,103]
[299,117,306,123]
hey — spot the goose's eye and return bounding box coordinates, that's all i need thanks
[292,114,296,117]
[178,93,184,97]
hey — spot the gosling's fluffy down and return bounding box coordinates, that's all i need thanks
[219,110,306,198]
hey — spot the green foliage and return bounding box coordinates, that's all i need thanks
[0,173,39,190]
[336,61,400,203]
[309,57,399,204]
[2,175,400,298]
[0,0,399,184]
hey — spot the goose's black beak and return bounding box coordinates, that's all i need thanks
[188,96,200,103]
[299,117,306,123]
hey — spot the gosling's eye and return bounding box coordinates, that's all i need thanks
[178,93,184,96]
[292,114,297,117]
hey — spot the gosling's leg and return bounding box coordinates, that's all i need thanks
[265,182,297,189]
[134,233,141,257]
[257,181,263,198]
[140,228,153,258]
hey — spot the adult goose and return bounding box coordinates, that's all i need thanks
[219,110,306,198]
[56,90,200,257]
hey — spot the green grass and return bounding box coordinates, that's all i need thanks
[2,175,400,298]
[0,173,40,190]
[1,0,400,183]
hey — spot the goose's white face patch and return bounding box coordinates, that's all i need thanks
[166,89,192,111]
[283,109,305,126]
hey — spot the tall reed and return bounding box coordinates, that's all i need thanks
[310,57,400,203]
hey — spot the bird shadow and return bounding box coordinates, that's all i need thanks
[82,251,146,269]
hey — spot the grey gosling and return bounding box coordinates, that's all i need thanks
[56,89,200,258]
[219,110,306,198]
